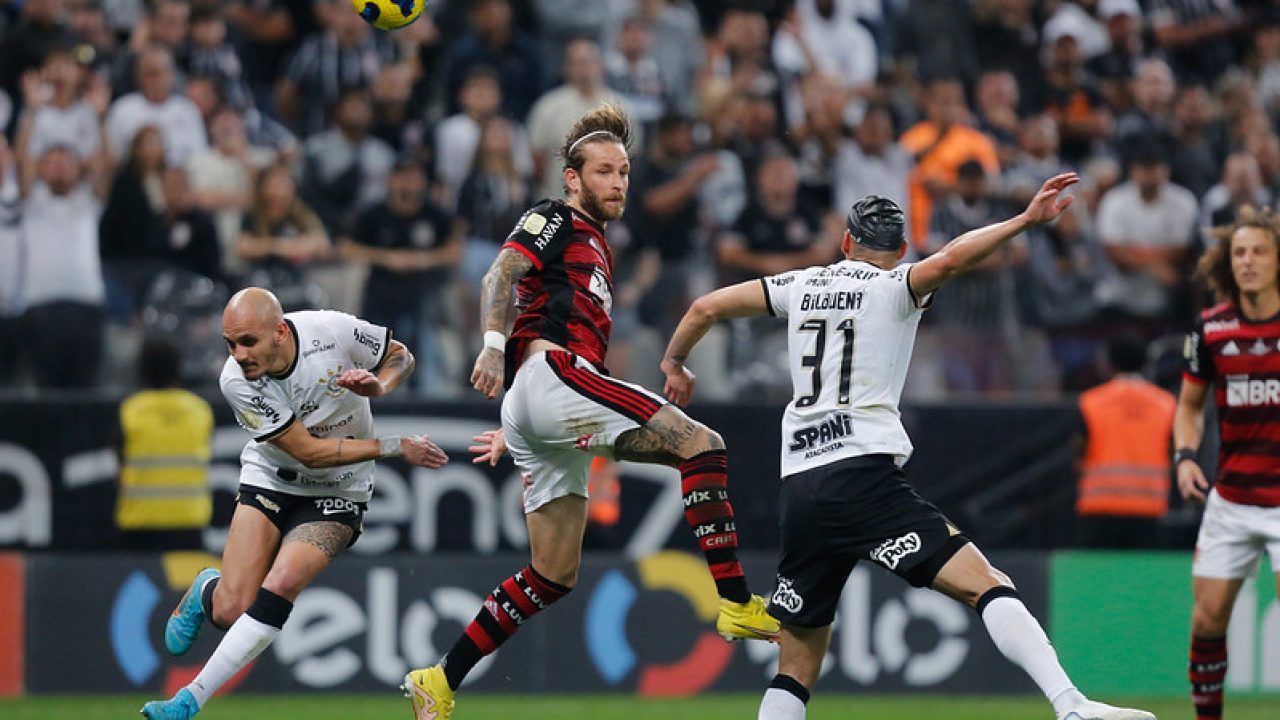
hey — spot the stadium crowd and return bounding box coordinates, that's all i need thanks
[0,0,1274,399]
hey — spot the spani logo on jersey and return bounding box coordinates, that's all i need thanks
[788,412,854,457]
[110,554,257,694]
[584,551,735,696]
[353,0,425,31]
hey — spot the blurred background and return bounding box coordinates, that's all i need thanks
[0,0,1277,715]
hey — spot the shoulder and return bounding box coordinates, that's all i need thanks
[511,199,571,238]
[1200,301,1237,324]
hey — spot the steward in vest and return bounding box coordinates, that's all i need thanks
[116,337,214,550]
[1075,332,1175,548]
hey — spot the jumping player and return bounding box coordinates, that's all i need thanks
[141,287,448,720]
[402,104,779,719]
[1176,206,1280,720]
[661,174,1155,720]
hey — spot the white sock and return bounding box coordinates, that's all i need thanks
[185,614,280,707]
[758,686,807,720]
[980,596,1081,716]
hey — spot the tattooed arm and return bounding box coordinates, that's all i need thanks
[471,247,534,399]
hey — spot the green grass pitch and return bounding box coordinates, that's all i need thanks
[1,694,1277,719]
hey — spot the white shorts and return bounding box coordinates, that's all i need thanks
[501,350,666,513]
[1192,489,1280,580]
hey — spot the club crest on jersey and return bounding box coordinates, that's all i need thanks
[870,532,921,570]
[318,365,348,398]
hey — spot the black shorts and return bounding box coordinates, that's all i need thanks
[769,454,969,628]
[237,487,366,548]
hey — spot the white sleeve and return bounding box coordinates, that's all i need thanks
[760,270,803,318]
[891,264,933,318]
[222,376,294,442]
[327,310,393,370]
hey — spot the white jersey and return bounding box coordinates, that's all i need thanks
[219,310,391,502]
[761,260,932,477]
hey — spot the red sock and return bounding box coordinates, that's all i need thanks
[679,449,749,603]
[442,566,570,690]
[1190,635,1226,720]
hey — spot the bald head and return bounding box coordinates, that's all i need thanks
[223,288,290,379]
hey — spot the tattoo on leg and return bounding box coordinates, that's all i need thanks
[282,522,353,560]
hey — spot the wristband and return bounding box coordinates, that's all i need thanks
[1174,448,1198,465]
[483,331,506,352]
[379,436,403,458]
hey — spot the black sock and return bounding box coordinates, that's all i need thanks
[769,673,811,704]
[201,576,225,630]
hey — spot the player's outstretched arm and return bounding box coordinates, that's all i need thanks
[269,420,448,469]
[909,172,1078,298]
[1174,378,1210,503]
[661,280,770,406]
[335,340,415,398]
[472,248,534,400]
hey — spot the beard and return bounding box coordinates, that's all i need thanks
[579,183,626,223]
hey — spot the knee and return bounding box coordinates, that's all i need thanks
[1191,601,1232,637]
[683,424,724,457]
[956,569,1014,609]
[261,566,310,602]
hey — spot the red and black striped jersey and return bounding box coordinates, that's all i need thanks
[501,199,614,384]
[1185,301,1280,506]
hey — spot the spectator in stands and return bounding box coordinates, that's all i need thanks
[533,0,610,87]
[1074,331,1175,549]
[925,159,1027,393]
[628,113,715,334]
[1253,19,1280,114]
[369,63,429,168]
[186,3,251,114]
[0,0,76,134]
[158,167,222,283]
[1150,0,1245,85]
[105,46,207,167]
[276,0,396,137]
[442,0,542,121]
[13,44,106,189]
[1113,58,1178,168]
[1096,143,1199,324]
[728,91,781,195]
[973,69,1021,168]
[972,0,1040,99]
[1035,22,1112,166]
[604,14,668,134]
[18,144,108,389]
[716,151,831,287]
[893,0,979,88]
[455,115,532,290]
[1201,152,1272,232]
[435,67,532,207]
[605,0,703,117]
[114,335,214,552]
[187,107,267,278]
[528,38,633,201]
[708,7,779,101]
[341,162,459,393]
[1003,115,1073,207]
[1088,0,1144,112]
[772,0,877,122]
[237,164,329,281]
[1170,84,1224,200]
[834,102,912,240]
[298,90,395,233]
[68,1,120,79]
[900,75,1000,252]
[112,0,190,97]
[99,126,169,319]
[225,0,300,115]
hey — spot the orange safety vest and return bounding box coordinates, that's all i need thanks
[1077,376,1176,518]
[587,456,620,526]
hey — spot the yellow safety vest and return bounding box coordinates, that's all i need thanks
[116,389,214,530]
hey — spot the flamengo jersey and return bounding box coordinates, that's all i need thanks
[762,260,932,478]
[220,310,391,502]
[501,199,614,383]
[1185,302,1280,506]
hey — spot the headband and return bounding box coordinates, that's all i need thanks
[566,130,616,158]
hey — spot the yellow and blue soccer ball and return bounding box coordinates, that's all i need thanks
[353,0,425,30]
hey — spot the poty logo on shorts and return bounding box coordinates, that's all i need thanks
[870,532,921,570]
[772,576,803,614]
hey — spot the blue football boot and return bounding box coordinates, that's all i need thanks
[141,687,200,720]
[165,567,219,656]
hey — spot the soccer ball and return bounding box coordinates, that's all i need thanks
[353,0,425,31]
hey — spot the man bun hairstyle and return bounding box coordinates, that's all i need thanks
[560,103,632,175]
[846,195,906,252]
